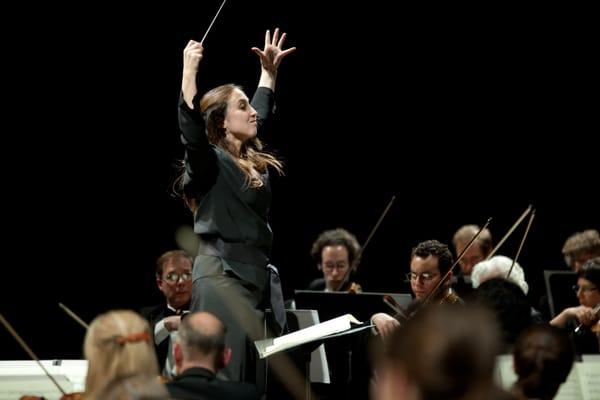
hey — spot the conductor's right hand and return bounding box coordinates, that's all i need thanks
[183,40,204,76]
[182,40,204,107]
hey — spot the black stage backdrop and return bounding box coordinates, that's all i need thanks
[1,1,596,359]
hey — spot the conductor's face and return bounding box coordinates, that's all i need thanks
[409,255,443,301]
[320,245,350,291]
[224,88,258,143]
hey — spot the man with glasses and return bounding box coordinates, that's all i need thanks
[307,228,362,292]
[141,249,193,376]
[371,240,462,338]
[550,257,600,354]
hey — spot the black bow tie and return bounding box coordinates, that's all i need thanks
[166,308,184,317]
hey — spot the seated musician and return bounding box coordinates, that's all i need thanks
[84,310,159,399]
[371,240,462,338]
[166,311,260,400]
[550,257,600,355]
[373,305,513,400]
[307,228,362,292]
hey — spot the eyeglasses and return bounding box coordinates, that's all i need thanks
[322,263,349,271]
[163,272,192,283]
[406,271,439,282]
[572,285,598,294]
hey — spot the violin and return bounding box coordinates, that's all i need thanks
[347,282,362,294]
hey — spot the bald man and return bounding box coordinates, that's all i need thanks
[167,311,260,400]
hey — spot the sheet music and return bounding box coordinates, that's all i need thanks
[576,362,600,400]
[554,364,585,400]
[293,309,330,384]
[265,314,360,355]
[494,356,600,400]
[494,355,516,388]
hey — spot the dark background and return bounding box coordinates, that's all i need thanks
[2,1,596,359]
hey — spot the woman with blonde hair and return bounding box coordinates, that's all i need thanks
[84,310,159,399]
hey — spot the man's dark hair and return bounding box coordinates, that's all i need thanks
[472,278,534,350]
[311,228,361,266]
[513,324,574,400]
[411,240,454,276]
[578,256,600,288]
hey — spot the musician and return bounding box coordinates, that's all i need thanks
[550,257,600,354]
[451,224,493,298]
[561,229,600,272]
[371,240,462,338]
[167,311,260,400]
[373,305,512,400]
[511,324,574,400]
[140,250,193,375]
[472,278,536,352]
[307,228,362,292]
[84,310,159,399]
[452,224,493,276]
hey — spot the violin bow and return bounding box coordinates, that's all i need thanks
[200,0,228,45]
[421,218,493,308]
[0,313,67,396]
[339,195,396,291]
[506,208,536,280]
[486,205,533,260]
[58,303,89,330]
[383,294,410,321]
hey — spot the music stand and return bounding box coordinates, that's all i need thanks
[262,309,333,400]
[292,291,412,399]
[256,319,373,400]
[543,270,578,318]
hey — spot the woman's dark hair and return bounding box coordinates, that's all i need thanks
[578,256,600,288]
[512,324,574,400]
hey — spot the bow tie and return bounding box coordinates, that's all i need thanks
[166,308,185,316]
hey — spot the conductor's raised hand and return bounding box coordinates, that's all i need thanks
[251,28,296,77]
[183,40,204,76]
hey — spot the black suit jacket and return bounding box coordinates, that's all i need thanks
[166,367,260,400]
[139,303,176,369]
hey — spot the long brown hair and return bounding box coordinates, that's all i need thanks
[200,84,283,185]
[177,84,283,212]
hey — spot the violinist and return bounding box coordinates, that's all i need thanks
[452,224,493,276]
[307,228,363,293]
[550,257,600,355]
[371,240,462,338]
[451,224,493,298]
